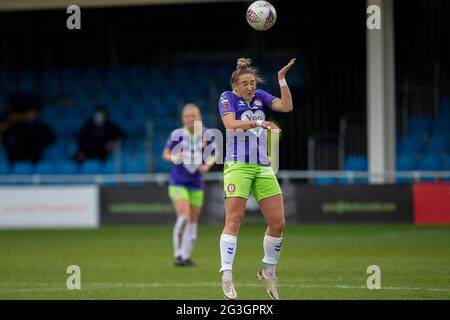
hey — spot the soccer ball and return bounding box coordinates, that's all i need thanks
[246,1,277,31]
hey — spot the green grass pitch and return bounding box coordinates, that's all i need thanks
[0,224,449,300]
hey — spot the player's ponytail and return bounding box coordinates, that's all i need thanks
[230,57,264,87]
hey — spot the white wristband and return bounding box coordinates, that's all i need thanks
[279,78,287,87]
[255,120,263,127]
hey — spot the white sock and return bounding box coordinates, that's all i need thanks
[181,222,197,260]
[173,216,188,258]
[264,263,276,276]
[219,233,237,273]
[262,234,283,276]
[222,270,233,281]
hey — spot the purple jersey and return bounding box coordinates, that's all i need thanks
[165,127,207,190]
[218,89,278,165]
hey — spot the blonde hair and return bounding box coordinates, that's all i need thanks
[230,57,263,87]
[182,103,201,118]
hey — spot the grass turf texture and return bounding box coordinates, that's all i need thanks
[0,224,449,300]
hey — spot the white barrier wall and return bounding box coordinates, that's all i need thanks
[0,186,99,229]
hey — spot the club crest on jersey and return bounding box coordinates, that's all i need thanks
[221,99,230,111]
[238,100,246,106]
[253,100,262,108]
[227,184,236,193]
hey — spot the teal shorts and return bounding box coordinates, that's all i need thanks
[168,185,204,207]
[223,162,282,202]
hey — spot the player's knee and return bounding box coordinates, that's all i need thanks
[270,219,285,234]
[226,216,242,233]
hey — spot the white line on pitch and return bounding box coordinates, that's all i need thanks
[0,282,449,293]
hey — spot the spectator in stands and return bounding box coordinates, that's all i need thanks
[75,105,124,162]
[1,106,55,164]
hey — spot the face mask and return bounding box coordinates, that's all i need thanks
[94,113,105,125]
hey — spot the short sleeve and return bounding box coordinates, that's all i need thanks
[218,92,236,118]
[165,129,183,151]
[258,89,279,109]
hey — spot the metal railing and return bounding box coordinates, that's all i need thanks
[0,170,449,185]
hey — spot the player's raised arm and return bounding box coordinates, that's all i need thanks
[271,58,296,113]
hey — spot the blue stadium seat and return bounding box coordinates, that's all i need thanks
[122,159,147,174]
[408,116,431,134]
[42,143,66,161]
[343,156,368,171]
[11,161,34,175]
[39,79,59,99]
[61,81,86,98]
[399,136,423,155]
[65,141,78,159]
[183,87,204,102]
[102,160,117,174]
[64,104,89,120]
[96,87,116,106]
[152,141,167,159]
[109,105,131,122]
[129,104,152,120]
[83,66,104,84]
[52,119,73,137]
[55,161,79,175]
[80,160,103,174]
[339,156,368,184]
[417,155,442,182]
[154,118,177,132]
[154,102,178,117]
[101,160,118,186]
[116,87,138,104]
[34,161,56,175]
[431,118,450,135]
[139,92,158,107]
[171,65,193,80]
[149,66,169,81]
[128,65,149,83]
[155,158,172,173]
[313,177,337,185]
[42,104,66,120]
[396,154,417,184]
[125,119,147,138]
[406,130,427,141]
[194,65,214,79]
[33,161,57,184]
[121,155,147,185]
[424,137,449,155]
[40,67,61,84]
[0,160,9,175]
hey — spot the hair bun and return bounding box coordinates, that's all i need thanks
[236,58,252,70]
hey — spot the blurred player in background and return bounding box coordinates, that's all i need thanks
[218,57,295,300]
[163,103,216,267]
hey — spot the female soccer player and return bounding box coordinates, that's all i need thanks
[163,103,215,267]
[218,57,296,300]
